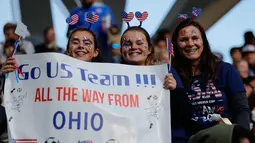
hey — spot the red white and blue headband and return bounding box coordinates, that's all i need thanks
[121,11,149,28]
[66,12,99,30]
[178,7,202,22]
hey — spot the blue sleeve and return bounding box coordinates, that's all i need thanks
[170,67,184,88]
[226,64,246,94]
[109,8,116,26]
[105,6,116,26]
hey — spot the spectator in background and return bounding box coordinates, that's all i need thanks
[236,60,249,79]
[108,25,121,63]
[35,26,63,53]
[230,47,242,68]
[153,36,169,64]
[152,29,172,64]
[0,40,25,64]
[242,31,254,49]
[67,0,117,62]
[242,44,255,77]
[3,23,34,54]
[241,45,255,113]
[154,36,167,50]
[156,48,169,64]
[236,59,255,134]
[251,38,255,46]
[154,28,171,40]
[236,59,255,97]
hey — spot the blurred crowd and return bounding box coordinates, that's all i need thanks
[0,0,255,142]
[229,31,255,134]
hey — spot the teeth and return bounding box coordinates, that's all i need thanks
[190,49,197,52]
[129,52,140,56]
[185,48,197,53]
[76,51,86,56]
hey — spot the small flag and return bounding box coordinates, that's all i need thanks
[167,38,174,56]
[14,139,37,143]
[86,12,99,23]
[191,7,202,18]
[121,12,134,22]
[66,14,79,25]
[15,22,28,39]
[135,11,148,22]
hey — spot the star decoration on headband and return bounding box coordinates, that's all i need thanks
[86,12,99,29]
[178,14,188,22]
[177,7,202,22]
[121,12,134,28]
[135,11,148,27]
[191,7,202,20]
[66,14,79,25]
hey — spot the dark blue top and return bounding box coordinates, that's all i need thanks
[170,62,249,143]
[186,62,248,135]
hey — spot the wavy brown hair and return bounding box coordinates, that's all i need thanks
[172,19,220,87]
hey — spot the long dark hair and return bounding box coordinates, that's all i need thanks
[172,19,220,87]
[66,28,103,62]
[120,26,157,65]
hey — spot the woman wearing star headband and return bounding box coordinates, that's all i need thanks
[172,17,251,142]
[120,11,182,88]
[120,11,192,143]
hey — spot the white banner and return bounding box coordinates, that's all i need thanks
[4,53,171,143]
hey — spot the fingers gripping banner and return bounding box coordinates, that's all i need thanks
[4,53,171,143]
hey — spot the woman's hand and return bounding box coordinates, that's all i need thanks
[0,57,16,75]
[163,73,177,90]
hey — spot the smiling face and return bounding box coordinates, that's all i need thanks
[67,30,98,62]
[177,25,203,61]
[121,30,151,65]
